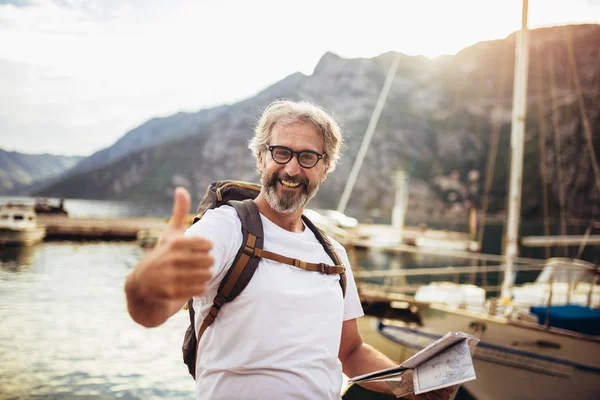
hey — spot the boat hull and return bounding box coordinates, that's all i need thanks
[369,307,600,400]
[0,227,46,246]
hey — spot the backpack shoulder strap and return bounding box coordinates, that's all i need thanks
[195,199,264,341]
[301,214,347,297]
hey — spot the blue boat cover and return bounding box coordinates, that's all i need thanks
[529,305,600,336]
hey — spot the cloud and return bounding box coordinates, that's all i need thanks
[0,0,328,155]
[0,0,32,7]
[1,0,599,156]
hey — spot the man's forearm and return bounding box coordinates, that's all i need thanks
[342,342,457,400]
[124,268,182,328]
[343,342,397,394]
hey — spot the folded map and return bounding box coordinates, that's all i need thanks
[349,331,480,397]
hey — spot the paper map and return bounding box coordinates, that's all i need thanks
[349,331,479,398]
[413,339,476,394]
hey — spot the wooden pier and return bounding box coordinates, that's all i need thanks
[326,222,479,253]
[37,215,167,241]
[521,235,600,247]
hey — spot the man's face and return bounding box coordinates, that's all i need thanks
[258,122,328,213]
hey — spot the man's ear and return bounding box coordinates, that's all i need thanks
[257,151,265,174]
[321,160,330,183]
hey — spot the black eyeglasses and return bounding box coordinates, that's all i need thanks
[267,145,324,169]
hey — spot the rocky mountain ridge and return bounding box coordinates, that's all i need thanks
[17,24,600,221]
[0,149,83,194]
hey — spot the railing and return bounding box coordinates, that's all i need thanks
[353,254,599,309]
[355,263,547,297]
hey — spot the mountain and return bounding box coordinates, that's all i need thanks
[69,105,230,174]
[0,149,84,194]
[33,24,600,221]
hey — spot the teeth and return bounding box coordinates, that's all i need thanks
[280,179,300,188]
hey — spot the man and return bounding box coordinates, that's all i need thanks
[125,100,454,400]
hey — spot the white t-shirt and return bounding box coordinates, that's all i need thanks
[185,205,364,400]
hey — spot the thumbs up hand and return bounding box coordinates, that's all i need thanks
[168,186,193,232]
[126,187,214,327]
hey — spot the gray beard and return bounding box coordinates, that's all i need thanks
[260,170,319,213]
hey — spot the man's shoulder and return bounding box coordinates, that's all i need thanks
[185,205,241,236]
[204,204,239,218]
[322,234,350,263]
[326,235,346,253]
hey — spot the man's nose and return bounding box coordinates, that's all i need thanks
[284,156,303,175]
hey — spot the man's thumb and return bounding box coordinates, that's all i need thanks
[169,187,191,231]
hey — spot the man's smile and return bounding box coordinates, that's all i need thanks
[279,179,301,189]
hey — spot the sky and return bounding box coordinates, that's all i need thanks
[1,0,599,157]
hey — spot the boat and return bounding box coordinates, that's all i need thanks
[136,214,194,249]
[0,203,47,246]
[375,305,600,400]
[330,51,480,255]
[511,258,600,309]
[136,227,163,250]
[356,1,600,398]
[356,256,600,399]
[34,198,68,216]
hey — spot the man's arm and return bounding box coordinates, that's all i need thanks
[125,187,214,328]
[338,318,397,394]
[125,274,183,327]
[339,318,456,400]
[125,249,198,327]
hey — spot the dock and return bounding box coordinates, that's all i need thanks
[332,223,479,253]
[37,215,167,241]
[34,215,477,252]
[521,235,600,247]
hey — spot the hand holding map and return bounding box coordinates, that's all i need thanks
[349,332,480,398]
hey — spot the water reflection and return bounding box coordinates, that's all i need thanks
[0,242,196,399]
[0,245,38,272]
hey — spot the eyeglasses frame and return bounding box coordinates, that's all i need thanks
[266,145,325,169]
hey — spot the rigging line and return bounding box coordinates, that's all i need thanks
[547,44,569,257]
[535,44,552,259]
[576,225,592,260]
[465,53,494,277]
[478,64,510,251]
[564,26,600,200]
[471,61,487,155]
[446,44,491,285]
[470,57,510,279]
[337,54,400,214]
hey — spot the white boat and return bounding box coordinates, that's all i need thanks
[358,1,600,398]
[511,258,600,309]
[413,258,599,311]
[376,305,600,400]
[0,203,47,246]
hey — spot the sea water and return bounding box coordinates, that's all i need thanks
[0,242,195,400]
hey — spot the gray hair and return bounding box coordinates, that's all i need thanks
[248,100,343,173]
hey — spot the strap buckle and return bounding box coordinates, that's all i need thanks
[243,245,255,256]
[214,293,226,308]
[318,263,330,274]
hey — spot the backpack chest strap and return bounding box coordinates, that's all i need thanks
[244,246,346,275]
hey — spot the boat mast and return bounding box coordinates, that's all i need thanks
[502,0,530,300]
[337,54,400,214]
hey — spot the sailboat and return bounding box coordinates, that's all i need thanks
[329,51,479,255]
[359,1,600,399]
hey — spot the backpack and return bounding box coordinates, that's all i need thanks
[182,180,347,379]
